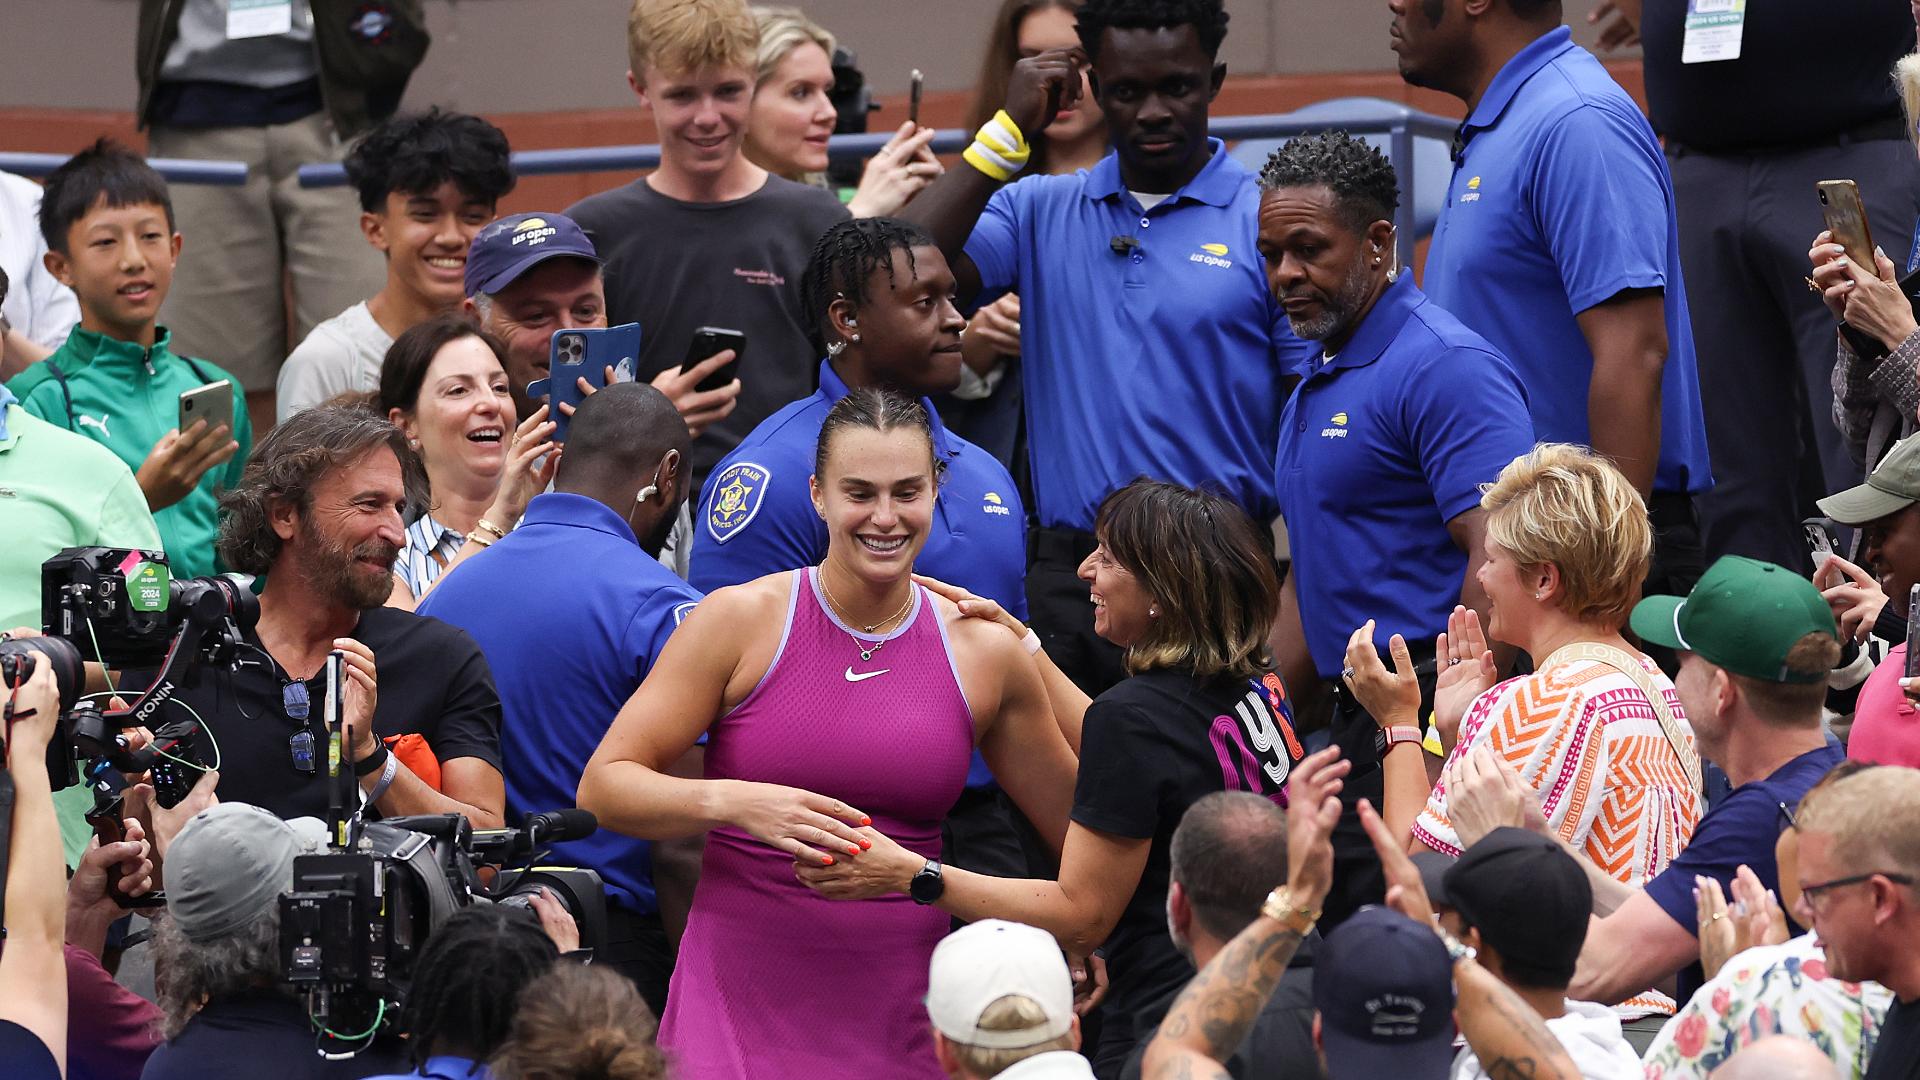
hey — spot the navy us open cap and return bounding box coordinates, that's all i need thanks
[464,212,600,297]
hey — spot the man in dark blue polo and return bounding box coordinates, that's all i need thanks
[903,0,1313,697]
[1261,133,1534,929]
[688,217,1039,878]
[416,382,698,1016]
[1394,0,1711,612]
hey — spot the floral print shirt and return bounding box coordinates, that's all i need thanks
[1643,934,1892,1079]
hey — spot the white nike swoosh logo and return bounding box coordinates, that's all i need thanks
[844,666,890,683]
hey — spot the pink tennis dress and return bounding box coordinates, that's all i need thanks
[659,568,975,1079]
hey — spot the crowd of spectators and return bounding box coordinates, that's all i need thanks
[6,0,1920,1078]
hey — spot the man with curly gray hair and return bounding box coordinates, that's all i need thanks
[1259,131,1534,928]
[142,803,406,1078]
[132,403,506,828]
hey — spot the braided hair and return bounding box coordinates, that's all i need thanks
[799,217,936,345]
[1075,0,1230,60]
[400,904,560,1064]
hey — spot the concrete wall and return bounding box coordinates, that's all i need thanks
[0,0,1625,114]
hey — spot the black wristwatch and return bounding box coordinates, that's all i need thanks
[909,859,944,905]
[351,740,391,777]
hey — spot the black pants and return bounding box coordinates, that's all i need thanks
[601,906,673,1019]
[1323,638,1438,933]
[1673,132,1920,569]
[1027,528,1130,697]
[1641,492,1708,677]
[942,784,1054,880]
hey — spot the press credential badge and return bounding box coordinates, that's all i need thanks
[1681,0,1745,64]
[227,0,294,39]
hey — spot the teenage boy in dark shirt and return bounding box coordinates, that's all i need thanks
[567,0,848,490]
[4,139,250,579]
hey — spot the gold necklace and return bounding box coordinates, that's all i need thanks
[818,565,914,662]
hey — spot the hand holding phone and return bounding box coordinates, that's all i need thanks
[178,379,233,436]
[1803,517,1838,573]
[545,323,641,442]
[910,69,924,127]
[683,327,746,395]
[1817,180,1876,268]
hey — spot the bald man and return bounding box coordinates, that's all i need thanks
[1707,1036,1841,1080]
[417,382,699,1013]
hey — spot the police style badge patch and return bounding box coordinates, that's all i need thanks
[706,462,771,544]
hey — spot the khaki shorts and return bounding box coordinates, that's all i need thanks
[149,111,384,395]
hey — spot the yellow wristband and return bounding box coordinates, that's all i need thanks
[963,109,1032,182]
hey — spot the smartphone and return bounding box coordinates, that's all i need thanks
[683,327,746,395]
[1906,584,1920,679]
[909,68,924,126]
[1803,516,1838,572]
[178,379,233,435]
[1817,180,1876,269]
[545,322,641,443]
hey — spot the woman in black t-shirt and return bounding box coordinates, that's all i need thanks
[795,479,1305,1077]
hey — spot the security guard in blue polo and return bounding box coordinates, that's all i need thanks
[1261,133,1535,929]
[899,0,1314,697]
[689,217,1037,878]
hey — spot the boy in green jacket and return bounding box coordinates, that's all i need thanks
[5,139,251,578]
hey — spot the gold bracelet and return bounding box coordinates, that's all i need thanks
[473,517,508,541]
[1260,886,1320,932]
[466,530,494,548]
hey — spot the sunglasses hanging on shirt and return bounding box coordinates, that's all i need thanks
[284,679,315,775]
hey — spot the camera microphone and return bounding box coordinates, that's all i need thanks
[526,808,598,843]
[1110,235,1140,256]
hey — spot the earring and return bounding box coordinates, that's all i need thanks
[408,438,420,450]
[1534,592,1544,600]
[1149,605,1158,617]
[826,339,846,357]
[850,332,861,343]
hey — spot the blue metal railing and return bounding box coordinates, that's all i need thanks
[0,152,247,186]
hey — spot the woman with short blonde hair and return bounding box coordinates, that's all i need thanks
[1347,444,1701,1020]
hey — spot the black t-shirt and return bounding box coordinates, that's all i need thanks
[565,174,850,488]
[1071,669,1305,1024]
[0,1018,59,1080]
[139,993,406,1080]
[134,605,503,821]
[1641,0,1915,150]
[1118,935,1322,1080]
[1868,995,1920,1080]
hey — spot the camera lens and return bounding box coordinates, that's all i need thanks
[0,635,84,715]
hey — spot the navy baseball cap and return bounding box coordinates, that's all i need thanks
[1313,907,1457,1080]
[464,212,600,297]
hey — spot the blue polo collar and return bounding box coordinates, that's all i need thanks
[1082,138,1240,209]
[520,490,639,545]
[1316,276,1421,374]
[0,384,15,441]
[1457,26,1577,151]
[417,1056,488,1080]
[814,359,959,461]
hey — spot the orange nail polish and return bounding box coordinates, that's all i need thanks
[848,846,861,856]
[861,815,872,826]
[860,839,872,850]
[823,855,835,866]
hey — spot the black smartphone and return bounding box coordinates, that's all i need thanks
[1906,584,1920,679]
[910,68,924,126]
[682,327,746,394]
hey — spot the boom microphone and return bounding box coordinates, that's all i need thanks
[525,808,598,844]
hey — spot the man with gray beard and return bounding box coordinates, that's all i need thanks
[130,404,507,826]
[1261,133,1533,929]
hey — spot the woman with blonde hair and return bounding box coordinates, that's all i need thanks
[743,6,943,218]
[1346,444,1702,1019]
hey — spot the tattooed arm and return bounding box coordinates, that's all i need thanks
[1141,747,1349,1080]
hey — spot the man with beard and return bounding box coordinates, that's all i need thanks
[1260,133,1532,929]
[141,404,506,826]
[417,383,697,1015]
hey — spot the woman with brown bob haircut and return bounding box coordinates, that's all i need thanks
[799,478,1306,1073]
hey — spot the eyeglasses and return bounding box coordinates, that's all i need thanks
[1798,871,1916,907]
[1777,800,1799,831]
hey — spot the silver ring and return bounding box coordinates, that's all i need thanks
[1340,667,1355,681]
[1448,657,1462,666]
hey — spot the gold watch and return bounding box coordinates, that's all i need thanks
[1260,886,1320,932]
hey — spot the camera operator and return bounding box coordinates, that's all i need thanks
[135,404,506,827]
[356,903,576,1080]
[0,658,69,1080]
[142,802,408,1080]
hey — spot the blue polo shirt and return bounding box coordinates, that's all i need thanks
[964,140,1315,529]
[1276,278,1535,680]
[689,359,1028,617]
[417,492,702,914]
[1423,26,1711,496]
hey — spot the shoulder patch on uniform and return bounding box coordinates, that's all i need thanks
[671,599,699,626]
[705,461,772,544]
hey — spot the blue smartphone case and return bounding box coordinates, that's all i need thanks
[532,322,641,442]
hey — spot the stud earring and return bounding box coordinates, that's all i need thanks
[1534,592,1544,600]
[1149,605,1158,617]
[850,332,861,343]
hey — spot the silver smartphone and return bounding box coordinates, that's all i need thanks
[178,379,233,434]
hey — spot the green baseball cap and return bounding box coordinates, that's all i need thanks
[1818,432,1920,526]
[1629,556,1838,685]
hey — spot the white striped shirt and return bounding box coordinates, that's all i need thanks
[395,514,465,598]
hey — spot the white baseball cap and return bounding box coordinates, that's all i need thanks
[925,920,1074,1050]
